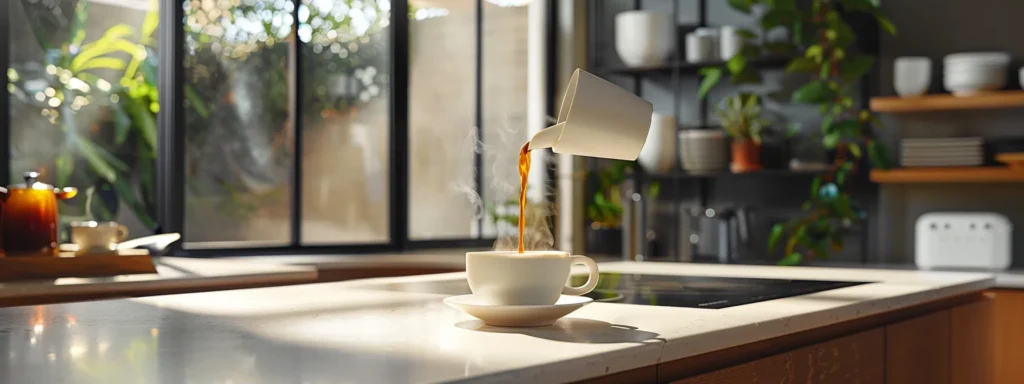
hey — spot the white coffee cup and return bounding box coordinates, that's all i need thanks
[466,250,600,306]
[70,221,129,254]
[527,69,653,161]
[894,56,931,97]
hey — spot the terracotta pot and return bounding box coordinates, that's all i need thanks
[730,140,763,173]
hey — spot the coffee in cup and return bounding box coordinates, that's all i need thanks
[466,250,600,306]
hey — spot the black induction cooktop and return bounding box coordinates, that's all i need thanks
[569,273,868,309]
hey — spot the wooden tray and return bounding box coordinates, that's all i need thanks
[0,249,156,281]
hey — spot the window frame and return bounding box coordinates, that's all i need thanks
[0,0,555,257]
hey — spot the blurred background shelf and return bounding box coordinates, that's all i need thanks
[597,56,794,77]
[646,169,824,180]
[870,91,1024,113]
[870,167,1024,183]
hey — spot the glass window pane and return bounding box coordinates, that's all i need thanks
[481,1,530,239]
[182,0,294,247]
[407,0,478,240]
[9,0,160,240]
[299,0,391,245]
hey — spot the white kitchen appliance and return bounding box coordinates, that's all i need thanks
[915,212,1012,270]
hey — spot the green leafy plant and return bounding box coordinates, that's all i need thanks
[716,93,770,144]
[586,161,659,228]
[698,0,895,265]
[10,1,163,229]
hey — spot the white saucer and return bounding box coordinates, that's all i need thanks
[443,295,593,327]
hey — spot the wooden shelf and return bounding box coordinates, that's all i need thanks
[870,167,1024,183]
[870,91,1024,113]
[598,56,793,77]
[646,168,823,181]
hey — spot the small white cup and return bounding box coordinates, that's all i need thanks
[686,33,713,63]
[70,221,129,254]
[894,56,931,97]
[719,26,743,60]
[466,250,600,306]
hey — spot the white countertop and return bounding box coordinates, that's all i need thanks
[0,257,318,304]
[0,262,992,384]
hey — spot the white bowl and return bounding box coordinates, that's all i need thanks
[615,11,674,68]
[944,52,1011,67]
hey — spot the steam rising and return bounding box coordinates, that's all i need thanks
[449,116,557,252]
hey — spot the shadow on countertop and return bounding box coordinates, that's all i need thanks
[455,318,665,344]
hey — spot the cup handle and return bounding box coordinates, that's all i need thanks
[116,224,129,242]
[562,255,600,296]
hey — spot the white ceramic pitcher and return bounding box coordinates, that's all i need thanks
[528,69,653,161]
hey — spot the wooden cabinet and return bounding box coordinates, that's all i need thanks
[886,309,952,384]
[991,289,1024,384]
[670,329,885,384]
[951,297,994,384]
[646,294,996,384]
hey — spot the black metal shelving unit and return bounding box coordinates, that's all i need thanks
[586,0,881,263]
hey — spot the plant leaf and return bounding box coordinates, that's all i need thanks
[804,44,823,61]
[810,177,822,198]
[728,0,755,14]
[785,57,818,73]
[792,81,836,103]
[867,140,893,169]
[823,132,840,149]
[697,67,723,100]
[848,142,863,159]
[55,151,74,187]
[73,139,118,183]
[768,223,785,252]
[736,28,757,40]
[831,119,860,137]
[74,57,127,73]
[779,252,803,266]
[876,13,897,35]
[141,3,159,42]
[69,1,89,47]
[761,8,800,31]
[730,65,762,85]
[841,56,876,82]
[113,104,132,145]
[727,54,747,74]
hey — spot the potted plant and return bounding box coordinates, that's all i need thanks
[717,94,770,173]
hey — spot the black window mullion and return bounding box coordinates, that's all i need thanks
[290,0,303,246]
[0,1,10,185]
[390,0,410,247]
[474,0,484,239]
[157,0,185,243]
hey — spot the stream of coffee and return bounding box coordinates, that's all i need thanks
[517,142,531,254]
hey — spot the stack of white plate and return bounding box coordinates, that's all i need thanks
[901,137,984,167]
[944,52,1010,96]
[678,130,728,173]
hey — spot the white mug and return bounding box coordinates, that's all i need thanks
[527,69,653,161]
[466,250,600,306]
[70,221,129,254]
[894,56,931,97]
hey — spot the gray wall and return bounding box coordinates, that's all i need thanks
[876,0,1024,265]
